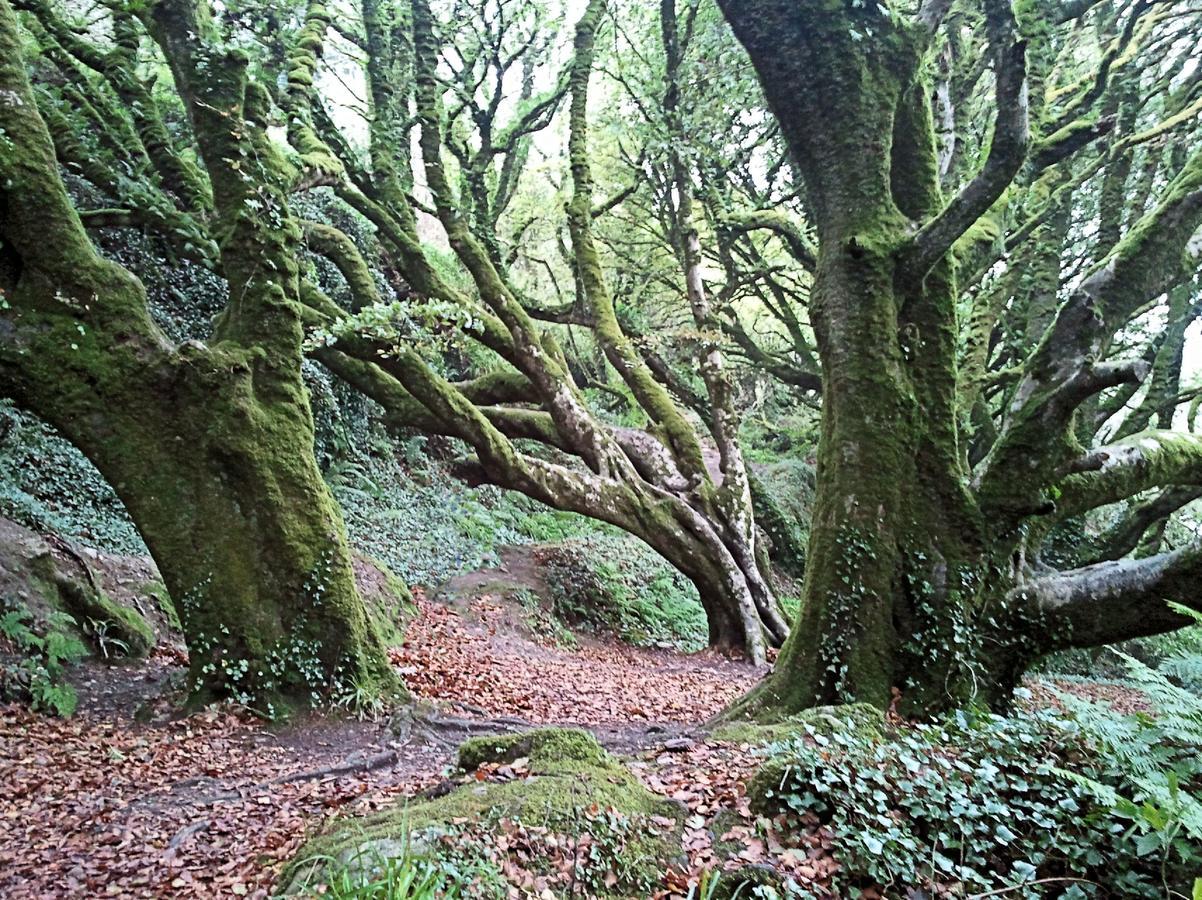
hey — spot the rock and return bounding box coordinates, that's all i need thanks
[662,737,694,752]
[281,727,688,897]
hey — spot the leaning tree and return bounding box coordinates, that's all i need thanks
[717,0,1202,715]
[239,0,804,660]
[0,0,398,708]
[6,0,800,660]
[301,0,793,660]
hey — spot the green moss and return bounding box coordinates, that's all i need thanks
[713,702,884,746]
[282,728,684,897]
[87,591,155,656]
[145,582,182,632]
[31,554,154,657]
[457,726,610,772]
[710,721,802,746]
[711,865,784,900]
[748,468,809,579]
[355,555,413,649]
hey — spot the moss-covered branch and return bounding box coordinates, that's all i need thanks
[977,145,1202,526]
[1014,545,1202,650]
[904,0,1028,280]
[1056,431,1202,519]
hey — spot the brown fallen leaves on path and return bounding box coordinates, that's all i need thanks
[632,737,846,899]
[1,588,767,898]
[0,686,446,899]
[392,592,760,725]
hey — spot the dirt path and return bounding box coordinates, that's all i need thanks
[0,666,448,898]
[394,588,761,727]
[0,572,766,899]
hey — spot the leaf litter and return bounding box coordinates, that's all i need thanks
[2,585,781,898]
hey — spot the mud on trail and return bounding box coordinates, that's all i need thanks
[0,546,763,899]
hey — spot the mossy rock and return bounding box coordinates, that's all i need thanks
[457,726,610,772]
[74,590,155,657]
[282,728,686,897]
[31,553,154,657]
[729,703,886,817]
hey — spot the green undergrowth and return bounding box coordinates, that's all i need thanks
[0,397,606,595]
[325,442,601,588]
[711,701,885,755]
[0,519,158,670]
[35,566,155,660]
[281,728,685,898]
[509,587,578,648]
[748,459,815,581]
[540,536,707,650]
[0,401,145,554]
[736,700,1200,898]
[0,602,87,716]
[1042,617,1202,697]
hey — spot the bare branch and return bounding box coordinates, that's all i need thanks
[904,0,1028,280]
[1013,547,1202,649]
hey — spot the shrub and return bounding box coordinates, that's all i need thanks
[0,604,87,717]
[754,707,1188,897]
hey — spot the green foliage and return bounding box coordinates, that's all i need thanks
[308,804,659,899]
[327,446,599,587]
[1056,622,1202,880]
[756,707,1186,897]
[540,536,707,650]
[741,413,821,463]
[0,401,144,555]
[0,603,87,717]
[91,217,227,342]
[287,805,463,899]
[749,461,815,579]
[56,583,155,659]
[510,588,577,648]
[1041,604,1202,693]
[291,838,454,900]
[751,459,816,533]
[1131,611,1202,695]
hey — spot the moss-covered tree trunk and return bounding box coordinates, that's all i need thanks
[0,0,396,709]
[742,218,988,713]
[720,0,1202,718]
[717,0,1023,715]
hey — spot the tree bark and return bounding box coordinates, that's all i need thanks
[0,0,397,710]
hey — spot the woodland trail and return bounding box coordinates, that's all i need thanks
[0,567,762,899]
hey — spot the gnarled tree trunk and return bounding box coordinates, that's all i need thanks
[0,0,397,709]
[719,0,1202,717]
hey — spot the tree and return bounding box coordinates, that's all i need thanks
[717,0,1202,715]
[6,0,797,662]
[270,0,795,660]
[0,0,398,709]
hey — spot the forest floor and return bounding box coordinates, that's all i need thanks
[1,543,1154,900]
[0,547,763,899]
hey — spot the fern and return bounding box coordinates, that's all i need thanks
[1056,616,1202,878]
[0,604,86,717]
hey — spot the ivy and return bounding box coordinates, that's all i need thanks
[759,707,1191,897]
